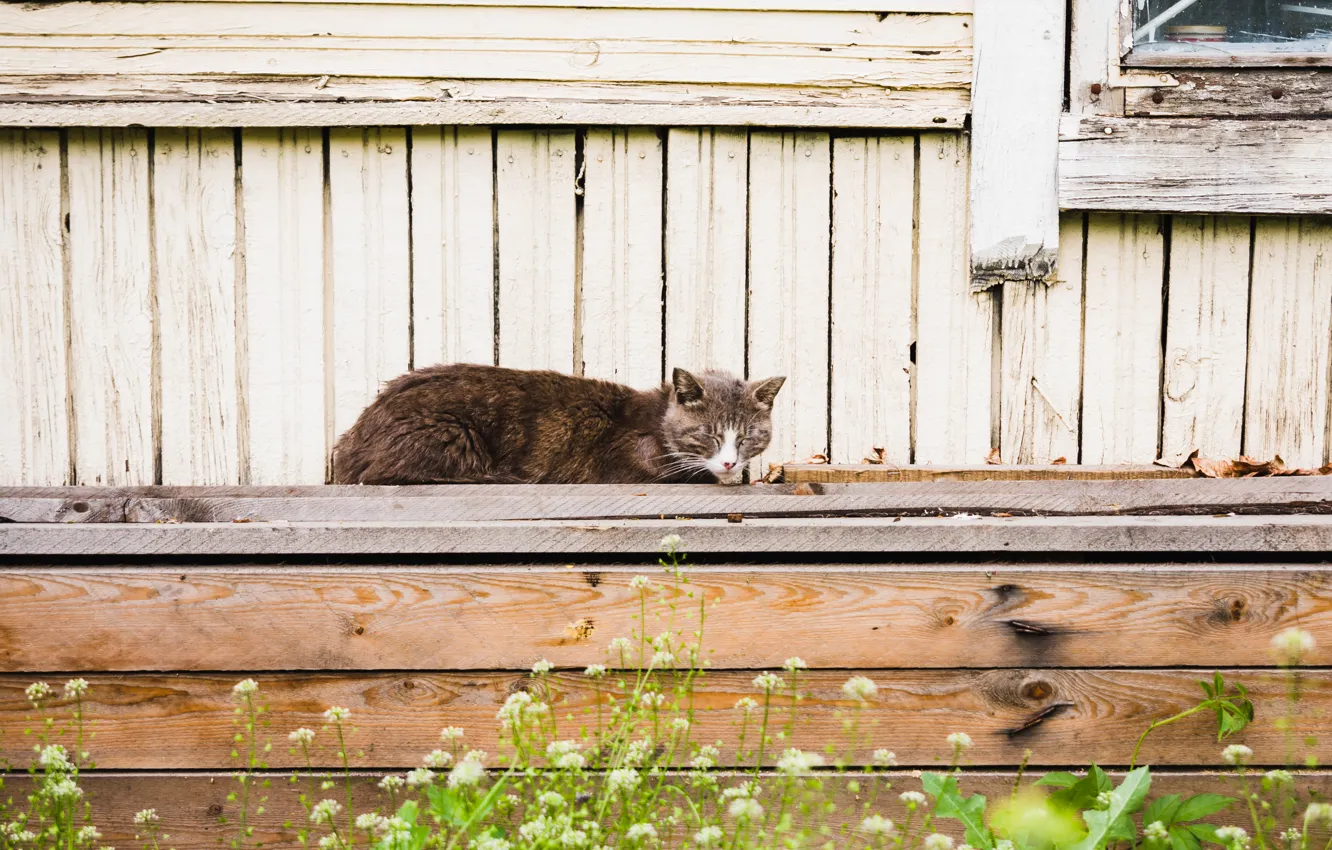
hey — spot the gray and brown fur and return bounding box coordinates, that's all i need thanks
[331,363,785,485]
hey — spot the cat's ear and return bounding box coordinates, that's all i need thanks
[751,376,786,408]
[672,368,705,405]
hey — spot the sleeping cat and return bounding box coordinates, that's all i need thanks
[331,364,785,485]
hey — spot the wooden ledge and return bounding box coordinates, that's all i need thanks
[781,463,1194,483]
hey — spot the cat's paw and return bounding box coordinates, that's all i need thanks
[714,470,745,486]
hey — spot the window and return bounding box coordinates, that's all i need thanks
[1130,0,1332,61]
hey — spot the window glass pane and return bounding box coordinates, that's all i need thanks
[1132,0,1332,57]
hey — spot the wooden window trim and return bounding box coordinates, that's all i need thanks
[1118,0,1332,70]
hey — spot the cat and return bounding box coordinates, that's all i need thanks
[331,364,785,486]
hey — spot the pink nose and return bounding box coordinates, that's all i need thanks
[722,462,736,470]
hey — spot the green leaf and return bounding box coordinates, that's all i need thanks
[1050,767,1112,812]
[1185,824,1222,844]
[1036,773,1080,789]
[1169,826,1201,850]
[1144,795,1183,828]
[1174,795,1235,822]
[1072,767,1152,850]
[936,789,994,850]
[922,772,952,799]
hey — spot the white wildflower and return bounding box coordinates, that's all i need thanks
[323,706,351,723]
[440,726,465,743]
[405,768,435,788]
[626,824,658,844]
[1306,803,1332,827]
[860,816,895,837]
[947,732,973,752]
[630,576,652,590]
[532,659,554,675]
[924,835,955,850]
[424,749,452,769]
[776,748,823,775]
[1216,827,1251,850]
[385,818,412,841]
[996,842,1015,850]
[356,814,388,833]
[651,651,675,668]
[1223,744,1254,766]
[608,637,633,655]
[133,810,159,827]
[1095,792,1113,810]
[447,759,485,788]
[698,744,720,760]
[873,749,898,767]
[842,676,878,701]
[753,672,785,693]
[638,692,664,709]
[559,828,588,848]
[232,679,259,698]
[624,738,654,767]
[660,534,683,554]
[539,792,565,808]
[728,799,763,821]
[1282,829,1302,847]
[784,657,808,673]
[690,754,715,771]
[722,782,761,800]
[63,679,89,699]
[474,836,511,850]
[584,665,607,678]
[734,697,758,713]
[899,791,927,808]
[310,800,342,826]
[77,827,101,844]
[1145,821,1169,843]
[38,745,71,771]
[25,682,51,704]
[497,691,533,726]
[464,749,487,763]
[672,718,691,734]
[1273,628,1315,665]
[608,768,641,794]
[289,728,316,746]
[378,775,405,792]
[318,835,340,850]
[1266,769,1294,785]
[693,827,723,846]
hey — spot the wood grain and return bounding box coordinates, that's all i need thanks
[580,128,664,387]
[328,128,411,445]
[1244,218,1332,468]
[0,669,1321,769]
[829,136,914,465]
[1126,71,1332,119]
[748,131,832,470]
[496,131,577,372]
[0,130,67,486]
[12,770,1290,850]
[664,129,748,376]
[409,126,495,368]
[1059,117,1332,215]
[1081,214,1165,465]
[239,129,326,485]
[154,128,240,486]
[998,213,1084,464]
[915,132,995,465]
[4,564,1332,672]
[1161,216,1251,461]
[782,464,1195,483]
[6,515,1332,556]
[66,128,154,487]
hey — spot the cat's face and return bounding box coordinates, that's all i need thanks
[661,368,786,485]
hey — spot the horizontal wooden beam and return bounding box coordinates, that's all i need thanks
[6,515,1332,556]
[1059,116,1332,215]
[16,770,1271,850]
[782,463,1195,483]
[0,669,1314,769]
[4,564,1325,671]
[1124,69,1332,118]
[5,479,1332,522]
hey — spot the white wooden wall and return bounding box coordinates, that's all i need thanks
[4,127,1332,485]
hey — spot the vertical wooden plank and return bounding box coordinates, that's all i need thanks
[581,128,663,387]
[240,128,325,485]
[496,130,576,372]
[748,131,831,469]
[1161,215,1251,460]
[154,129,239,485]
[969,0,1065,289]
[0,130,68,485]
[329,127,411,443]
[66,128,153,486]
[916,132,995,465]
[1245,217,1332,468]
[999,212,1085,463]
[410,126,494,369]
[1081,213,1165,464]
[664,128,748,376]
[1068,0,1124,115]
[829,135,913,464]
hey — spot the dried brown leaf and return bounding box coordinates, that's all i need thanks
[863,446,887,465]
[984,448,1002,465]
[1050,457,1067,465]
